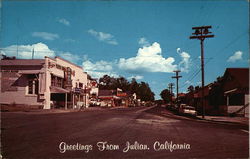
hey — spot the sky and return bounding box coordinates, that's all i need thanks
[0,0,249,99]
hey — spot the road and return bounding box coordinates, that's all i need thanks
[1,106,249,158]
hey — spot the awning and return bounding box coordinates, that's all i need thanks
[50,86,70,93]
[224,88,238,95]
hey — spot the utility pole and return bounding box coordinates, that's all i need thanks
[190,26,214,119]
[168,83,174,105]
[172,70,182,105]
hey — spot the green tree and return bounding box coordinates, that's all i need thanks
[187,85,194,93]
[129,78,139,93]
[160,89,172,103]
[137,82,155,101]
[98,75,155,101]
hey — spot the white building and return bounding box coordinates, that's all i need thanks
[0,56,89,109]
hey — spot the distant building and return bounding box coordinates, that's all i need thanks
[98,88,136,107]
[0,56,89,109]
[184,68,249,116]
[98,90,116,107]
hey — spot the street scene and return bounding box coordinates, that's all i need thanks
[1,106,249,158]
[0,0,249,159]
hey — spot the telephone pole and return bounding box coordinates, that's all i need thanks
[172,70,182,105]
[190,26,214,118]
[168,83,174,105]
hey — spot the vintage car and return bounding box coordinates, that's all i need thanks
[178,104,197,116]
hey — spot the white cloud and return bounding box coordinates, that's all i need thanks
[179,51,191,72]
[177,48,191,72]
[32,32,59,40]
[138,37,149,46]
[57,18,70,26]
[128,75,144,80]
[82,59,118,79]
[227,51,243,62]
[87,29,118,45]
[59,52,80,64]
[177,48,181,54]
[0,43,55,59]
[118,42,177,73]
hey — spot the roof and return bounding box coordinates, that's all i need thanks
[0,59,45,66]
[178,93,186,97]
[223,68,249,88]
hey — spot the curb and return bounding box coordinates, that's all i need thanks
[195,117,249,127]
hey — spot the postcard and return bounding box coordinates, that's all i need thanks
[0,0,249,158]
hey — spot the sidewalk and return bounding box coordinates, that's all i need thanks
[196,115,249,126]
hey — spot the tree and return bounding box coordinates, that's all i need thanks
[99,75,114,89]
[99,75,129,90]
[195,86,200,91]
[115,76,129,91]
[187,85,194,93]
[98,75,155,101]
[137,82,155,101]
[160,89,172,103]
[129,78,139,94]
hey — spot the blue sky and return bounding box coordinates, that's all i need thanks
[1,0,249,99]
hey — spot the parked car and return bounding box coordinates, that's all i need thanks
[178,104,197,116]
[89,99,101,107]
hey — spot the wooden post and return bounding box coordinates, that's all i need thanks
[65,93,67,110]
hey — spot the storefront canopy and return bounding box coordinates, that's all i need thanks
[50,86,70,93]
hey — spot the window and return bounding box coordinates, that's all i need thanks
[28,79,38,95]
[51,74,64,88]
[229,94,244,106]
[56,78,63,87]
[79,83,83,88]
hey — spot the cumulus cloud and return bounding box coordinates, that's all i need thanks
[128,75,144,80]
[177,48,191,72]
[138,37,150,46]
[118,42,177,73]
[59,52,80,64]
[227,51,243,62]
[57,18,70,26]
[82,59,118,78]
[87,29,118,45]
[0,43,55,59]
[32,32,59,40]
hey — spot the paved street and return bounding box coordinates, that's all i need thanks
[1,106,249,159]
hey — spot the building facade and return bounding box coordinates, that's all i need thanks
[183,68,249,116]
[0,56,89,109]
